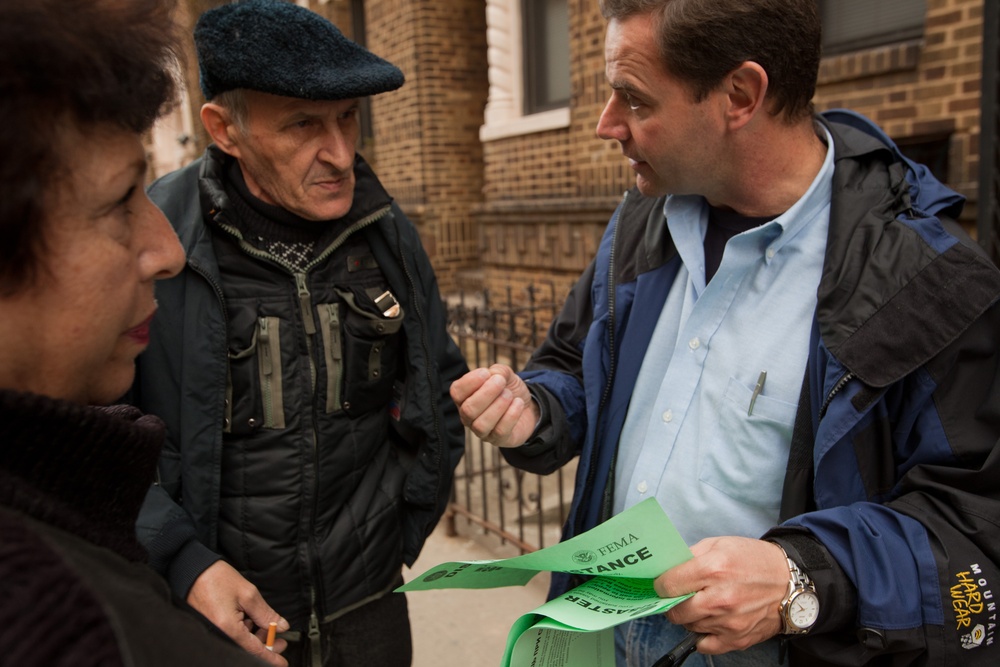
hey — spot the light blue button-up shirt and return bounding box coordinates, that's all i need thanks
[613,127,835,546]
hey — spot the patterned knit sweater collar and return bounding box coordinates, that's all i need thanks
[0,390,165,562]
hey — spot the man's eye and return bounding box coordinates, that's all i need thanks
[622,92,640,110]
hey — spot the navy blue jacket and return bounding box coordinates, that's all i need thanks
[504,111,1000,665]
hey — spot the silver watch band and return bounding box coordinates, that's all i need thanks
[785,555,813,593]
[772,542,818,634]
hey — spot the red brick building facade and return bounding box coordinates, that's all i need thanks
[151,0,996,307]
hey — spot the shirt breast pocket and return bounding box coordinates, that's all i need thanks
[698,376,798,511]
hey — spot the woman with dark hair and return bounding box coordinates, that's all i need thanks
[0,1,282,664]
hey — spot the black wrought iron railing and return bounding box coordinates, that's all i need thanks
[445,283,576,553]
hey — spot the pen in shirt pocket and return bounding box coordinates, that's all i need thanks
[747,370,767,417]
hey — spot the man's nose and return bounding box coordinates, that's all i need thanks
[596,95,628,143]
[318,128,354,171]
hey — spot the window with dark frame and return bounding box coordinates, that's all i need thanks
[895,134,952,186]
[522,0,570,115]
[819,0,927,56]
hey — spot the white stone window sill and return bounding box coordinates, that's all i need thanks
[480,107,570,142]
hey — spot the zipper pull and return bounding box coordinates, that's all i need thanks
[308,610,322,665]
[329,304,342,361]
[259,317,273,376]
[295,273,317,335]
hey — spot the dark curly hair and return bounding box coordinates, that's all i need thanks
[600,0,820,122]
[0,0,181,294]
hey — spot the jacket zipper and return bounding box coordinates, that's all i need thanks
[308,590,322,664]
[295,273,319,397]
[294,209,391,631]
[819,371,854,419]
[329,305,342,410]
[305,206,391,270]
[258,316,277,427]
[317,304,343,413]
[577,191,627,533]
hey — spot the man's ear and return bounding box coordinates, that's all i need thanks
[723,61,768,131]
[200,103,242,157]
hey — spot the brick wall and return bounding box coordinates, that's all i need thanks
[150,0,488,295]
[813,0,985,222]
[474,0,987,307]
[152,1,989,312]
[476,0,631,304]
[365,0,488,294]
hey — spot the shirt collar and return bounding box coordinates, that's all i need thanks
[663,123,835,268]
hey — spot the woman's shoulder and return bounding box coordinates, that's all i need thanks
[0,507,126,666]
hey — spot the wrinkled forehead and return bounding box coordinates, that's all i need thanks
[604,15,665,84]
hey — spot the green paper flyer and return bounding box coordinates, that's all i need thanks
[398,498,694,667]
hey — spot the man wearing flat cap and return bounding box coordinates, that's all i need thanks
[132,1,468,665]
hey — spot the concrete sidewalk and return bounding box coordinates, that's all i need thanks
[404,521,551,667]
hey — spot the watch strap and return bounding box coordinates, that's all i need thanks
[772,542,818,634]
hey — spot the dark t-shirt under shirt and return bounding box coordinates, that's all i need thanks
[703,205,775,282]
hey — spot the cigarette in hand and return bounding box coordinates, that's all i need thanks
[265,622,278,651]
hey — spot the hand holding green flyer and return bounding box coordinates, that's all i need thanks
[398,498,694,667]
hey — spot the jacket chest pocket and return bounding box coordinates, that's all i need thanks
[317,287,404,417]
[226,314,286,434]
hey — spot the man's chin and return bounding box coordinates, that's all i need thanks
[299,198,354,222]
[634,175,667,198]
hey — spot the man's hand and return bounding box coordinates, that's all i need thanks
[655,537,790,655]
[187,560,290,666]
[450,365,539,448]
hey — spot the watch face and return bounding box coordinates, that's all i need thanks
[789,591,820,629]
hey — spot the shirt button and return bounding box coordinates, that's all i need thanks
[688,337,700,350]
[767,248,776,259]
[662,409,673,423]
[637,481,648,493]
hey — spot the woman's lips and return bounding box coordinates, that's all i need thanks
[126,314,154,346]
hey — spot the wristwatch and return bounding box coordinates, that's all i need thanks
[774,544,819,634]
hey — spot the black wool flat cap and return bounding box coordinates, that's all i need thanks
[194,0,404,101]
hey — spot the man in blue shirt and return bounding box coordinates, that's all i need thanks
[451,1,1000,666]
